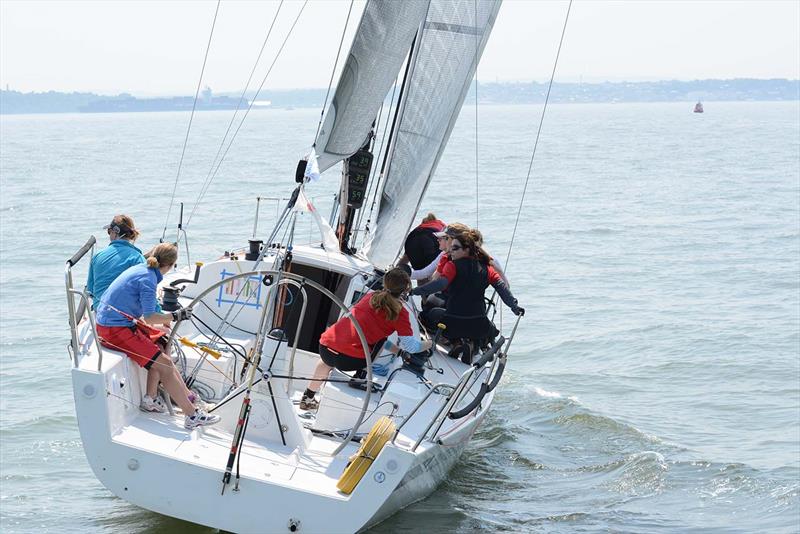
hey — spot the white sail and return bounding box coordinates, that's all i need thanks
[314,0,430,173]
[363,0,502,267]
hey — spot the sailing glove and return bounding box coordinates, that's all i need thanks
[171,307,193,322]
[494,281,523,314]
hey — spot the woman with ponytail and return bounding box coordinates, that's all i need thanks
[300,268,432,411]
[87,214,146,307]
[95,243,220,429]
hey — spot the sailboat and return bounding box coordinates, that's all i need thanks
[64,1,516,532]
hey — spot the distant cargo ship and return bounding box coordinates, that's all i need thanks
[79,95,247,113]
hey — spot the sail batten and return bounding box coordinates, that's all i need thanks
[362,0,503,267]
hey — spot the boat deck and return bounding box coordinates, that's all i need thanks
[111,411,356,499]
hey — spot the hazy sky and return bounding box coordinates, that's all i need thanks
[1,0,798,95]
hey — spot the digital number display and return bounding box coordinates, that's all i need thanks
[345,149,373,208]
[349,172,367,185]
[352,154,372,168]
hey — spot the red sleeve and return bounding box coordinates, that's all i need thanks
[488,265,501,285]
[394,307,413,337]
[436,254,449,273]
[441,261,457,283]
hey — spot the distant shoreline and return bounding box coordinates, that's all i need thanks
[1,79,797,115]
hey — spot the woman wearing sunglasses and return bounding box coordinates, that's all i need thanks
[87,214,146,307]
[413,229,524,345]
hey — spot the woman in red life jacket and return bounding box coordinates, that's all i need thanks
[299,268,432,411]
[414,229,524,342]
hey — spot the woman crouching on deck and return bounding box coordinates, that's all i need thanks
[95,243,220,430]
[300,268,432,411]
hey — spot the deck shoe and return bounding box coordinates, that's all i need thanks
[299,396,319,411]
[140,394,168,413]
[184,409,221,429]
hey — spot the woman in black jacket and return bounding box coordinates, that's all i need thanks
[414,229,523,342]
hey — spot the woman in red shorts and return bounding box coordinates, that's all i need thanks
[95,242,219,430]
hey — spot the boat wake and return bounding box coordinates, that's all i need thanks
[371,372,800,532]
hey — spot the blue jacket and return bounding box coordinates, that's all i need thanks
[87,240,145,305]
[96,264,164,327]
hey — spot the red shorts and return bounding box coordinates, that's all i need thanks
[96,323,167,369]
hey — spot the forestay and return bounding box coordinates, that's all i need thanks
[314,0,430,173]
[362,0,502,268]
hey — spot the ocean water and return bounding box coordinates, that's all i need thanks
[1,101,798,533]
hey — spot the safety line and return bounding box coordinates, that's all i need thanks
[199,1,286,201]
[186,1,309,228]
[474,0,479,228]
[162,0,221,240]
[504,0,573,269]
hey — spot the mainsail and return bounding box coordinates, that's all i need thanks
[362,0,502,267]
[314,0,429,173]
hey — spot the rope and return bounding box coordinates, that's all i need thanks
[313,0,356,144]
[504,0,573,269]
[161,0,221,241]
[186,1,309,228]
[198,1,286,202]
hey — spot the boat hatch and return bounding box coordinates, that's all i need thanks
[274,262,352,354]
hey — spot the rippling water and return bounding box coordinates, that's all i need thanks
[1,101,798,532]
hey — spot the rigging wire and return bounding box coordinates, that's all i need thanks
[313,0,356,144]
[358,75,399,244]
[474,0,479,228]
[199,1,285,197]
[186,1,309,228]
[352,99,385,237]
[504,0,573,269]
[161,0,221,241]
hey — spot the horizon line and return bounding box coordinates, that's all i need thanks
[2,77,798,98]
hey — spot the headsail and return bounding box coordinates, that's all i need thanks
[362,0,502,267]
[314,0,430,173]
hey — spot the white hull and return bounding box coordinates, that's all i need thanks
[68,246,504,533]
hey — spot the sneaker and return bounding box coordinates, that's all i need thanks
[184,409,221,430]
[140,394,168,413]
[299,396,319,411]
[188,392,215,411]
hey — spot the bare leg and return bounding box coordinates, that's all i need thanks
[171,363,193,398]
[146,365,159,398]
[149,354,196,416]
[308,360,334,393]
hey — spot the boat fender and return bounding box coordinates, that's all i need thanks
[336,416,396,495]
